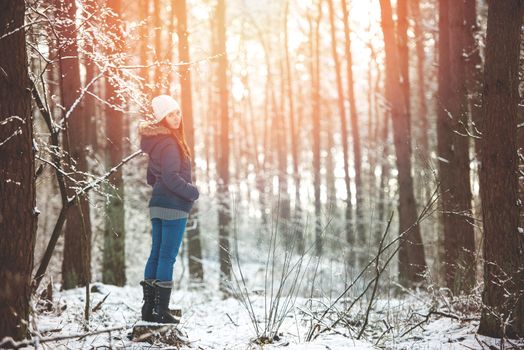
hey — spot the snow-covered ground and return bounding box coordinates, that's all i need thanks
[29,264,523,350]
[34,283,372,349]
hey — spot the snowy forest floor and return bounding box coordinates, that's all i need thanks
[29,265,524,349]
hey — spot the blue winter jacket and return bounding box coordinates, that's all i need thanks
[139,122,199,213]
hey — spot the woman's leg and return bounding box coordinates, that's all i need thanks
[144,218,162,280]
[155,218,188,281]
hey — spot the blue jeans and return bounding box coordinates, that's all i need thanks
[144,218,187,281]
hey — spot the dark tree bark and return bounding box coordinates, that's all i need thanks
[519,9,524,239]
[379,0,427,285]
[340,0,364,246]
[449,0,476,292]
[0,0,37,340]
[478,0,524,338]
[437,0,476,293]
[102,0,126,286]
[437,0,452,286]
[57,0,93,290]
[464,0,483,158]
[174,0,204,282]
[216,0,232,292]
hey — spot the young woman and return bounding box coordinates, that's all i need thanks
[138,95,199,324]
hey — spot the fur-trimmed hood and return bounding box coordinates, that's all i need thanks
[138,120,172,137]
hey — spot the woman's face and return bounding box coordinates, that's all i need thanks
[164,109,182,130]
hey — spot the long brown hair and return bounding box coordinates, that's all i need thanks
[161,118,192,159]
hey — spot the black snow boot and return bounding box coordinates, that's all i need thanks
[140,279,156,322]
[153,281,179,324]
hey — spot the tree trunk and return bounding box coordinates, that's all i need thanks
[449,0,476,292]
[284,1,303,253]
[208,14,217,197]
[464,0,483,158]
[340,0,364,246]
[325,105,337,215]
[275,79,291,245]
[411,0,430,204]
[519,8,524,255]
[367,39,376,226]
[296,83,306,253]
[309,3,323,256]
[174,0,204,282]
[437,0,452,286]
[0,0,37,340]
[102,0,126,286]
[379,0,427,286]
[370,41,384,242]
[478,0,524,338]
[277,49,291,232]
[327,0,353,251]
[84,0,98,153]
[377,112,391,244]
[397,0,411,133]
[57,0,93,290]
[437,0,476,293]
[216,0,232,292]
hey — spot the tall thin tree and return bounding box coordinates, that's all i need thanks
[216,0,232,292]
[309,2,323,256]
[464,0,483,158]
[437,0,476,293]
[283,0,304,253]
[340,0,364,246]
[379,0,427,285]
[277,13,291,229]
[83,0,99,152]
[102,0,126,286]
[58,0,93,290]
[411,0,430,204]
[327,0,353,252]
[396,0,411,131]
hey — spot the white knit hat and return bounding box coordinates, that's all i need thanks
[151,95,181,123]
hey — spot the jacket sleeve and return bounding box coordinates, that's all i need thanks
[146,164,156,186]
[157,143,199,201]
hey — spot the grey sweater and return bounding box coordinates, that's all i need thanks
[149,206,189,220]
